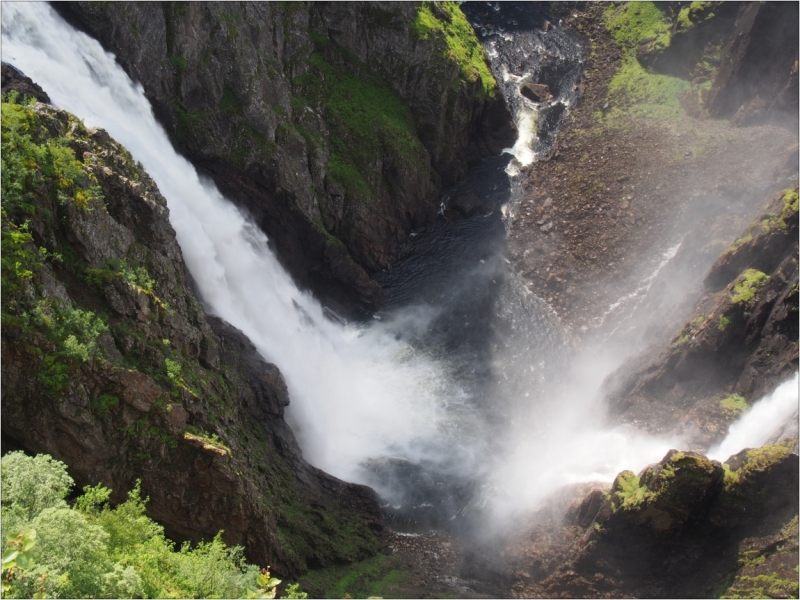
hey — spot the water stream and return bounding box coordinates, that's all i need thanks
[3,2,796,537]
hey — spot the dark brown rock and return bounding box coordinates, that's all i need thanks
[1,62,50,103]
[520,82,553,104]
[706,2,800,127]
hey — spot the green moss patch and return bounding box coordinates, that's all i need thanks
[722,443,795,489]
[720,393,748,416]
[412,1,497,99]
[607,56,690,119]
[730,269,769,305]
[677,2,715,31]
[294,43,427,201]
[780,187,799,221]
[612,471,649,510]
[602,3,694,123]
[299,554,413,599]
[605,2,672,51]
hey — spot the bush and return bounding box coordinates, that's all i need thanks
[1,452,305,598]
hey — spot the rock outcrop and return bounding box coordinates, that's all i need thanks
[54,1,515,315]
[544,446,799,598]
[1,62,51,104]
[604,188,799,446]
[1,98,381,577]
[479,446,798,598]
[634,1,798,127]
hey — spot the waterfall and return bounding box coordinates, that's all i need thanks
[1,2,462,485]
[4,3,795,527]
[708,373,799,462]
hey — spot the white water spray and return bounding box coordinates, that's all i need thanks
[1,3,458,483]
[708,373,799,462]
[6,3,793,527]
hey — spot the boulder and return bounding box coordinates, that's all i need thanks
[520,82,553,104]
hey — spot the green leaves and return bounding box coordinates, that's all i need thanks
[2,530,38,594]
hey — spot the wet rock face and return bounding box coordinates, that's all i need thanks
[54,1,515,316]
[706,2,799,127]
[1,62,51,103]
[605,188,799,446]
[1,102,380,576]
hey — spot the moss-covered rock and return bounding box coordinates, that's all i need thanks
[712,443,799,532]
[609,450,723,533]
[1,99,380,577]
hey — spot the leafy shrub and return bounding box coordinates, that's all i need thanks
[1,452,305,598]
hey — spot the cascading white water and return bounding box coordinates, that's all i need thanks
[4,2,795,526]
[708,373,799,462]
[1,2,461,484]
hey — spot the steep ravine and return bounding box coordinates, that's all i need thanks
[2,2,798,599]
[53,1,516,316]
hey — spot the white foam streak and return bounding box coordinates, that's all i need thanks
[598,238,683,330]
[708,373,799,462]
[1,3,450,482]
[504,108,538,170]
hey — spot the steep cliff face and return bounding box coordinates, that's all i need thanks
[54,1,515,315]
[0,96,380,577]
[634,1,799,126]
[605,188,799,446]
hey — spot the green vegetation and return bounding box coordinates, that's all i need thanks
[612,471,648,510]
[2,93,103,213]
[2,530,37,595]
[294,41,427,201]
[606,57,690,121]
[722,442,795,489]
[677,2,714,30]
[720,393,748,416]
[2,98,112,395]
[412,1,497,98]
[721,514,799,598]
[170,54,188,74]
[1,451,306,599]
[721,573,799,599]
[717,314,731,332]
[605,2,671,51]
[602,3,692,122]
[730,269,769,305]
[780,187,799,222]
[92,392,120,415]
[300,554,412,599]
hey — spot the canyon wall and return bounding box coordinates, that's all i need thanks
[1,95,381,577]
[55,1,515,315]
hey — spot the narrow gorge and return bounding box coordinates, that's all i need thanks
[1,2,797,599]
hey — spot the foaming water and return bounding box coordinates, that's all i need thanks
[708,373,799,462]
[463,2,583,172]
[6,2,788,535]
[1,3,462,485]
